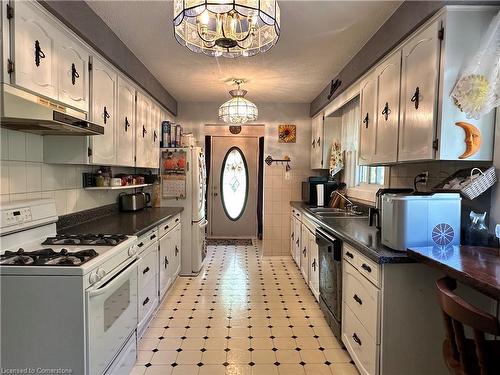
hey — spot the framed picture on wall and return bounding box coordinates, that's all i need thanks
[278,124,296,143]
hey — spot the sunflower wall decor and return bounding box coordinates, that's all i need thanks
[278,124,296,143]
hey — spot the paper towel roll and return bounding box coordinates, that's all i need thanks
[316,184,324,207]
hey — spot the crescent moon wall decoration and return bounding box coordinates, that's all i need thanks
[454,121,481,159]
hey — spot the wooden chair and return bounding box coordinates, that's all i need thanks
[436,277,500,375]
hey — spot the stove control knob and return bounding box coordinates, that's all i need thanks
[128,246,137,256]
[89,272,99,284]
[97,268,106,279]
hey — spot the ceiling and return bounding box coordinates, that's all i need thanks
[87,1,401,104]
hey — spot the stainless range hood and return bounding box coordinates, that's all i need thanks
[0,84,104,136]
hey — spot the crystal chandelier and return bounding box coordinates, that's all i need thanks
[173,0,280,58]
[219,80,258,124]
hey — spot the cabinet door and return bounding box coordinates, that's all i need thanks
[159,232,174,298]
[90,57,117,165]
[399,21,441,162]
[300,225,309,282]
[373,51,401,164]
[13,1,57,99]
[290,216,296,261]
[135,92,151,168]
[310,114,323,169]
[116,77,136,166]
[358,73,377,166]
[148,104,160,168]
[293,217,301,267]
[173,225,182,278]
[308,232,319,301]
[57,33,89,111]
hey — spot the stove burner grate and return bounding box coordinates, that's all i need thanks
[42,233,128,246]
[0,248,99,266]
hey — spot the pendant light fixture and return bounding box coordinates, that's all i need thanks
[173,0,280,58]
[219,80,258,124]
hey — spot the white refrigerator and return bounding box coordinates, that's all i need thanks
[160,146,207,275]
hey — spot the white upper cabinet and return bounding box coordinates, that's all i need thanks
[90,56,117,165]
[148,103,160,169]
[116,77,136,167]
[373,51,401,164]
[136,92,151,168]
[358,73,377,166]
[310,114,324,169]
[56,32,89,111]
[398,20,441,162]
[13,0,58,100]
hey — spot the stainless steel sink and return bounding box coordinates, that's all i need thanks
[308,207,368,218]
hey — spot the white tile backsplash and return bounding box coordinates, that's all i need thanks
[0,130,138,216]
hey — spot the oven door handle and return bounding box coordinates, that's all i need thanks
[88,258,138,297]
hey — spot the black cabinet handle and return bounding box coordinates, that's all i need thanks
[142,266,150,275]
[103,106,110,124]
[71,63,79,85]
[291,232,294,239]
[125,117,130,132]
[164,225,169,231]
[363,113,369,129]
[137,242,144,248]
[175,246,179,256]
[312,259,316,271]
[175,218,179,223]
[150,234,156,240]
[142,125,147,138]
[164,256,169,268]
[381,102,391,121]
[312,139,315,148]
[296,238,299,246]
[316,137,321,147]
[361,263,372,273]
[353,294,362,305]
[303,247,307,256]
[142,297,150,306]
[345,251,354,259]
[411,86,420,109]
[34,40,45,67]
[153,130,158,142]
[352,333,362,346]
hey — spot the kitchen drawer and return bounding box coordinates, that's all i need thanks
[138,243,158,288]
[302,215,317,233]
[158,214,181,238]
[343,261,380,341]
[291,207,302,221]
[343,244,381,287]
[136,228,159,251]
[342,303,378,375]
[138,275,158,330]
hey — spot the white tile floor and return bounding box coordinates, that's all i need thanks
[131,244,358,375]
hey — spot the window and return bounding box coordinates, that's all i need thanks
[220,147,248,220]
[358,166,385,186]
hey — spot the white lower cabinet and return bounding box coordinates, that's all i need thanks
[300,225,309,282]
[307,232,319,300]
[159,222,181,300]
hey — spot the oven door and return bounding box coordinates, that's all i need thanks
[86,258,138,375]
[316,228,342,323]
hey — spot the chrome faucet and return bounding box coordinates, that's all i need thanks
[331,191,358,213]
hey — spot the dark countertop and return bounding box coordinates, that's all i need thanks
[290,201,412,264]
[408,246,500,300]
[60,207,184,237]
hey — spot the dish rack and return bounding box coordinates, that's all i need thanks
[433,167,497,200]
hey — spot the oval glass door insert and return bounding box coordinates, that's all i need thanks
[221,147,248,220]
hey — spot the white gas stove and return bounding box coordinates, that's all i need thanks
[0,199,139,375]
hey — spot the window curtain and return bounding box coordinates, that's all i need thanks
[341,97,360,188]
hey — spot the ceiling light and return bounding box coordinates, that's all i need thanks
[219,80,258,124]
[173,0,280,58]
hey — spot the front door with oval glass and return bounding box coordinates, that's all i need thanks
[209,136,258,238]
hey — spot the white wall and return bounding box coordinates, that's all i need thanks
[0,129,144,216]
[177,102,316,255]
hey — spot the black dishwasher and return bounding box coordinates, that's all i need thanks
[316,227,342,341]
